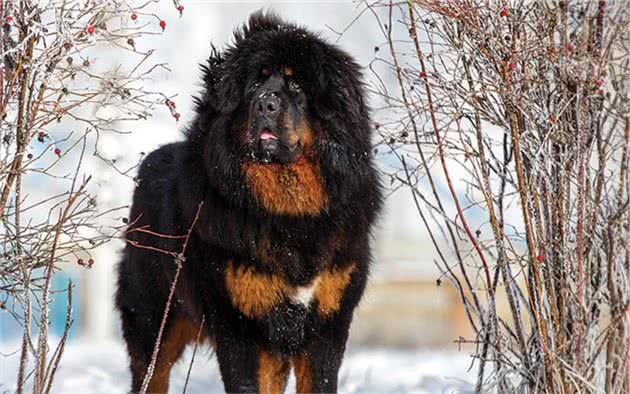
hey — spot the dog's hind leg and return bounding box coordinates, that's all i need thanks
[119,300,199,393]
[117,280,199,393]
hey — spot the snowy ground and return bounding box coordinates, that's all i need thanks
[1,339,476,393]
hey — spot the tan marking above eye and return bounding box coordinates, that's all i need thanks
[283,67,294,76]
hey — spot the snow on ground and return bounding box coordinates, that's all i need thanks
[1,339,476,393]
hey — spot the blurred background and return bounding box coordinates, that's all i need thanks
[1,1,475,392]
[0,0,473,348]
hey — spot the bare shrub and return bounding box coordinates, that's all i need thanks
[367,1,629,392]
[0,1,183,392]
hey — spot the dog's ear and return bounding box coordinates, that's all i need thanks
[313,50,365,122]
[213,74,241,114]
[314,71,341,120]
[201,48,242,115]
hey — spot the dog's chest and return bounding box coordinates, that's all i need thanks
[224,261,355,320]
[291,277,321,306]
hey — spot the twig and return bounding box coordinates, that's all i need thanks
[139,202,204,394]
[182,315,206,394]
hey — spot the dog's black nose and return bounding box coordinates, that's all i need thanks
[256,94,280,117]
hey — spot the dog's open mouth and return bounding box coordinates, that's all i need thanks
[254,126,301,164]
[260,128,278,141]
[258,128,281,163]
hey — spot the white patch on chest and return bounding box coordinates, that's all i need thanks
[291,277,321,306]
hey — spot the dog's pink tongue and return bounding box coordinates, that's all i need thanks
[260,130,278,140]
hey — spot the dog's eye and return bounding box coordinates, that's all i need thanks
[249,81,261,92]
[289,80,301,92]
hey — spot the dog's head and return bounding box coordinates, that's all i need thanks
[190,11,379,217]
[242,64,312,164]
[198,11,369,164]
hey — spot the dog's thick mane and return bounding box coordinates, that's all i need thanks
[234,10,295,42]
[117,12,384,392]
[179,11,381,235]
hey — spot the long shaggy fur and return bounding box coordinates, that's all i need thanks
[115,11,382,394]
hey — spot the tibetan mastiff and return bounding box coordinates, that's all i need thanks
[116,11,382,394]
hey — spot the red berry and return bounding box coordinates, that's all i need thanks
[596,80,603,86]
[500,8,508,17]
[169,100,176,108]
[54,148,61,155]
[177,5,184,12]
[78,258,84,265]
[537,254,544,262]
[87,25,95,34]
[549,115,557,122]
[173,112,181,120]
[419,71,427,79]
[38,131,46,138]
[5,16,13,22]
[87,258,94,267]
[566,43,574,51]
[508,62,516,71]
[159,20,166,30]
[131,13,138,21]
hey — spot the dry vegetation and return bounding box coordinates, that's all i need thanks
[3,0,629,393]
[0,0,183,392]
[368,0,629,392]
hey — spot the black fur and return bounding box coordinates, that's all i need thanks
[115,11,382,393]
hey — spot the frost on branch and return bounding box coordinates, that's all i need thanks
[0,1,181,392]
[368,1,629,393]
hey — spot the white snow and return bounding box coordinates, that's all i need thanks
[1,339,476,393]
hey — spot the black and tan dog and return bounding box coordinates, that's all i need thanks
[115,11,383,393]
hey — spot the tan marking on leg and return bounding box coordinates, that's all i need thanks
[243,155,328,216]
[315,263,356,317]
[147,318,204,393]
[259,351,290,394]
[292,353,312,394]
[225,261,292,318]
